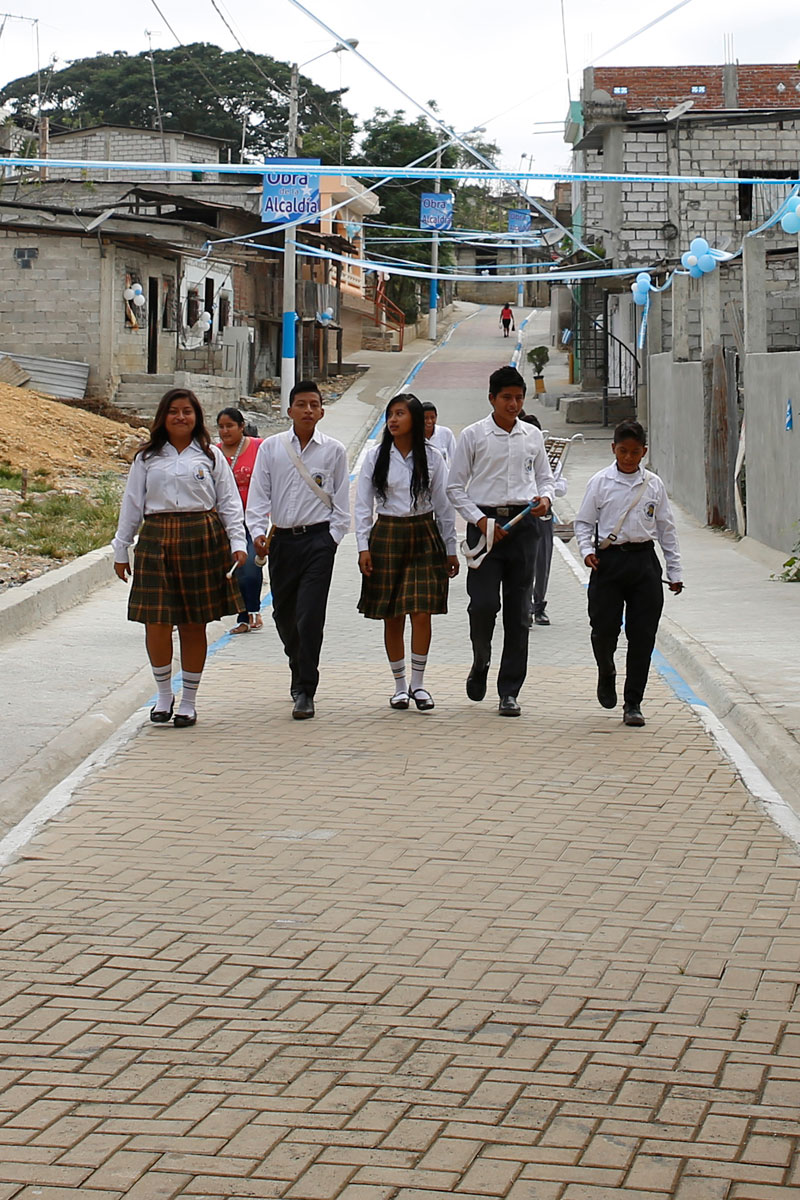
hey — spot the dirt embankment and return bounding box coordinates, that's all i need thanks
[0,384,147,485]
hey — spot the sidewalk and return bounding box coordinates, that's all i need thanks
[0,323,459,831]
[518,313,800,805]
[1,415,800,1196]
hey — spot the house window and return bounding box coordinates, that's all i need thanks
[613,86,628,95]
[738,168,794,222]
[186,287,200,328]
[691,85,706,94]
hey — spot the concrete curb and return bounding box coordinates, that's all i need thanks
[656,616,800,806]
[0,544,116,645]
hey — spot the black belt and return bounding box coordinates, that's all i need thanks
[603,540,654,553]
[273,521,330,537]
[478,504,529,520]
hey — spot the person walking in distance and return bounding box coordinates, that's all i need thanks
[246,381,349,721]
[356,393,459,712]
[500,303,515,338]
[447,365,555,716]
[574,419,683,727]
[113,388,247,728]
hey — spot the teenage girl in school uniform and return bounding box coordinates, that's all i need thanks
[355,393,459,711]
[113,388,247,727]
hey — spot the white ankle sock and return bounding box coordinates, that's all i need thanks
[410,653,428,691]
[177,669,202,718]
[389,657,407,695]
[151,663,173,711]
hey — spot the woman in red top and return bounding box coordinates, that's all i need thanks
[500,304,515,338]
[217,407,264,633]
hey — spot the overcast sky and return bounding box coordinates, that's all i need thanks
[3,0,799,196]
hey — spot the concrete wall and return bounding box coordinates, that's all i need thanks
[648,353,708,524]
[0,231,178,396]
[49,128,221,183]
[743,352,800,552]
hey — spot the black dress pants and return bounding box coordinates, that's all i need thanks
[465,514,537,698]
[269,526,337,697]
[587,544,663,707]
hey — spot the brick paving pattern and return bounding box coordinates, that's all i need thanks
[1,491,799,1198]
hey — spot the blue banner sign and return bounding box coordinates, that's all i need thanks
[261,158,321,224]
[507,209,532,232]
[420,192,454,230]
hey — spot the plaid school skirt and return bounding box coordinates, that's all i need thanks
[128,511,243,625]
[358,512,449,620]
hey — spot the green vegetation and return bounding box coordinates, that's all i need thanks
[527,346,550,377]
[0,45,355,163]
[0,464,52,494]
[0,475,122,560]
[773,525,800,582]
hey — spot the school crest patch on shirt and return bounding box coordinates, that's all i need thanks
[524,455,534,474]
[313,473,325,487]
[645,501,656,518]
[194,466,206,481]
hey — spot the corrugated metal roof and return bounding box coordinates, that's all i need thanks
[0,351,90,399]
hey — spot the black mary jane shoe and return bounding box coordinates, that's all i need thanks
[173,711,197,728]
[409,687,435,712]
[150,701,174,725]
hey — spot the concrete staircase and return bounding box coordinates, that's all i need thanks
[113,374,175,416]
[561,391,636,424]
[360,323,400,352]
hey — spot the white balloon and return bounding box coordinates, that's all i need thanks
[123,287,135,301]
[132,283,143,294]
[132,294,146,306]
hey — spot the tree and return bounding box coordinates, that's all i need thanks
[0,45,356,164]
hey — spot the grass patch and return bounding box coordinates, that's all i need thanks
[0,474,122,560]
[0,464,52,494]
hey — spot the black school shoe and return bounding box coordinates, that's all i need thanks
[596,673,618,709]
[173,711,197,728]
[466,663,489,701]
[292,692,315,720]
[623,705,646,727]
[150,701,174,724]
[498,695,521,717]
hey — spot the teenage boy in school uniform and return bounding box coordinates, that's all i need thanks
[574,418,683,728]
[447,365,555,716]
[421,401,457,466]
[246,381,349,720]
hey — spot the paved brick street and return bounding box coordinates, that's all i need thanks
[1,524,800,1199]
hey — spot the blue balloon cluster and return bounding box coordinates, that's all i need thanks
[630,271,652,307]
[680,237,717,279]
[780,195,800,235]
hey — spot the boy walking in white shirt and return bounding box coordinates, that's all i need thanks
[574,419,683,727]
[421,401,457,466]
[246,381,349,720]
[447,366,555,716]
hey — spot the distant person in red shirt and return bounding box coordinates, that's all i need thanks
[500,304,515,338]
[217,407,264,634]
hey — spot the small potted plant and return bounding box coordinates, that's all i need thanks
[526,345,549,393]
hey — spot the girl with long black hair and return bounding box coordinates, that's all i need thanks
[355,393,459,711]
[113,388,246,727]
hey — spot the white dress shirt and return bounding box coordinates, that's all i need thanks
[355,442,457,554]
[245,427,350,544]
[112,440,246,562]
[447,414,556,525]
[575,463,683,582]
[426,423,457,465]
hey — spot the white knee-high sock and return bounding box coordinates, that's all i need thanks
[177,669,202,718]
[389,657,407,695]
[410,652,428,691]
[151,663,173,712]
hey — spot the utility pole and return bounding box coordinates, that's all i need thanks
[428,141,442,341]
[281,62,300,410]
